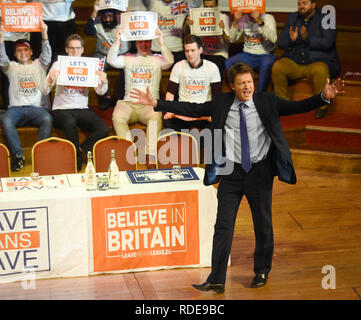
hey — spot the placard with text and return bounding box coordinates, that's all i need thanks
[91,190,200,272]
[99,0,128,11]
[120,11,158,41]
[0,2,42,32]
[190,8,222,36]
[57,56,100,88]
[228,0,266,13]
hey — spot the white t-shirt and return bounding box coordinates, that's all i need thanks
[229,14,277,55]
[107,41,174,101]
[170,59,220,103]
[42,0,75,22]
[169,59,220,121]
[0,41,52,108]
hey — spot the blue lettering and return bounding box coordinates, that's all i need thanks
[22,210,37,229]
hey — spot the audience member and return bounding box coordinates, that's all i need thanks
[107,27,174,168]
[31,0,77,62]
[141,0,201,64]
[225,10,277,92]
[84,0,130,109]
[41,34,110,171]
[0,23,52,172]
[184,0,230,79]
[0,29,30,111]
[271,0,340,119]
[163,35,221,132]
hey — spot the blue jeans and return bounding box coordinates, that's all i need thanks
[1,106,53,158]
[225,52,276,92]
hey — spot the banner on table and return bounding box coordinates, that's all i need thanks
[0,2,42,32]
[190,8,222,36]
[120,11,158,41]
[57,56,100,88]
[99,0,128,11]
[91,190,200,272]
[228,0,266,13]
[0,197,89,283]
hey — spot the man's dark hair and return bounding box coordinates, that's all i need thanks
[227,63,255,84]
[183,34,203,49]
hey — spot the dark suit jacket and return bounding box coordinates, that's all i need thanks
[278,8,340,78]
[155,91,329,186]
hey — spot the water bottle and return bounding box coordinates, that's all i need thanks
[108,149,119,189]
[85,151,96,191]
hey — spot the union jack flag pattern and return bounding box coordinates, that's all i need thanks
[98,57,106,71]
[170,0,189,15]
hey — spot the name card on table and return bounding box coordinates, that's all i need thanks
[189,8,223,36]
[120,11,158,41]
[126,167,199,184]
[229,0,266,13]
[0,2,42,32]
[57,56,100,88]
[99,0,128,11]
[0,175,69,192]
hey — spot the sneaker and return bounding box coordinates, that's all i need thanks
[11,155,25,172]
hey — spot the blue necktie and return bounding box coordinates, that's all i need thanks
[239,103,252,172]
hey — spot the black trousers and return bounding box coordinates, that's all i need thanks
[52,109,109,169]
[207,156,275,284]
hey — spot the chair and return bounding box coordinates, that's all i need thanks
[32,137,77,175]
[156,131,200,169]
[0,143,10,177]
[93,136,137,172]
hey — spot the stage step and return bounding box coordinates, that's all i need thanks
[284,117,361,173]
[291,146,361,174]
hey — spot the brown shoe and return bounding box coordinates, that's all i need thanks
[314,107,327,119]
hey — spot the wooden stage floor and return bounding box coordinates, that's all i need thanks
[0,168,360,301]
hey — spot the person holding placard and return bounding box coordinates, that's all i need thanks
[107,27,174,169]
[163,34,221,133]
[85,0,130,110]
[141,0,201,64]
[30,0,77,63]
[184,0,230,79]
[271,0,340,119]
[41,34,110,171]
[225,9,277,92]
[0,22,52,172]
[0,0,30,110]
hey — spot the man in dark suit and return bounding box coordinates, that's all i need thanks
[130,63,344,293]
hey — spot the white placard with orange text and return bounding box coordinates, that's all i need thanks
[90,190,200,272]
[229,0,266,13]
[0,2,42,32]
[189,8,222,36]
[99,0,128,11]
[57,56,100,88]
[120,11,158,41]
